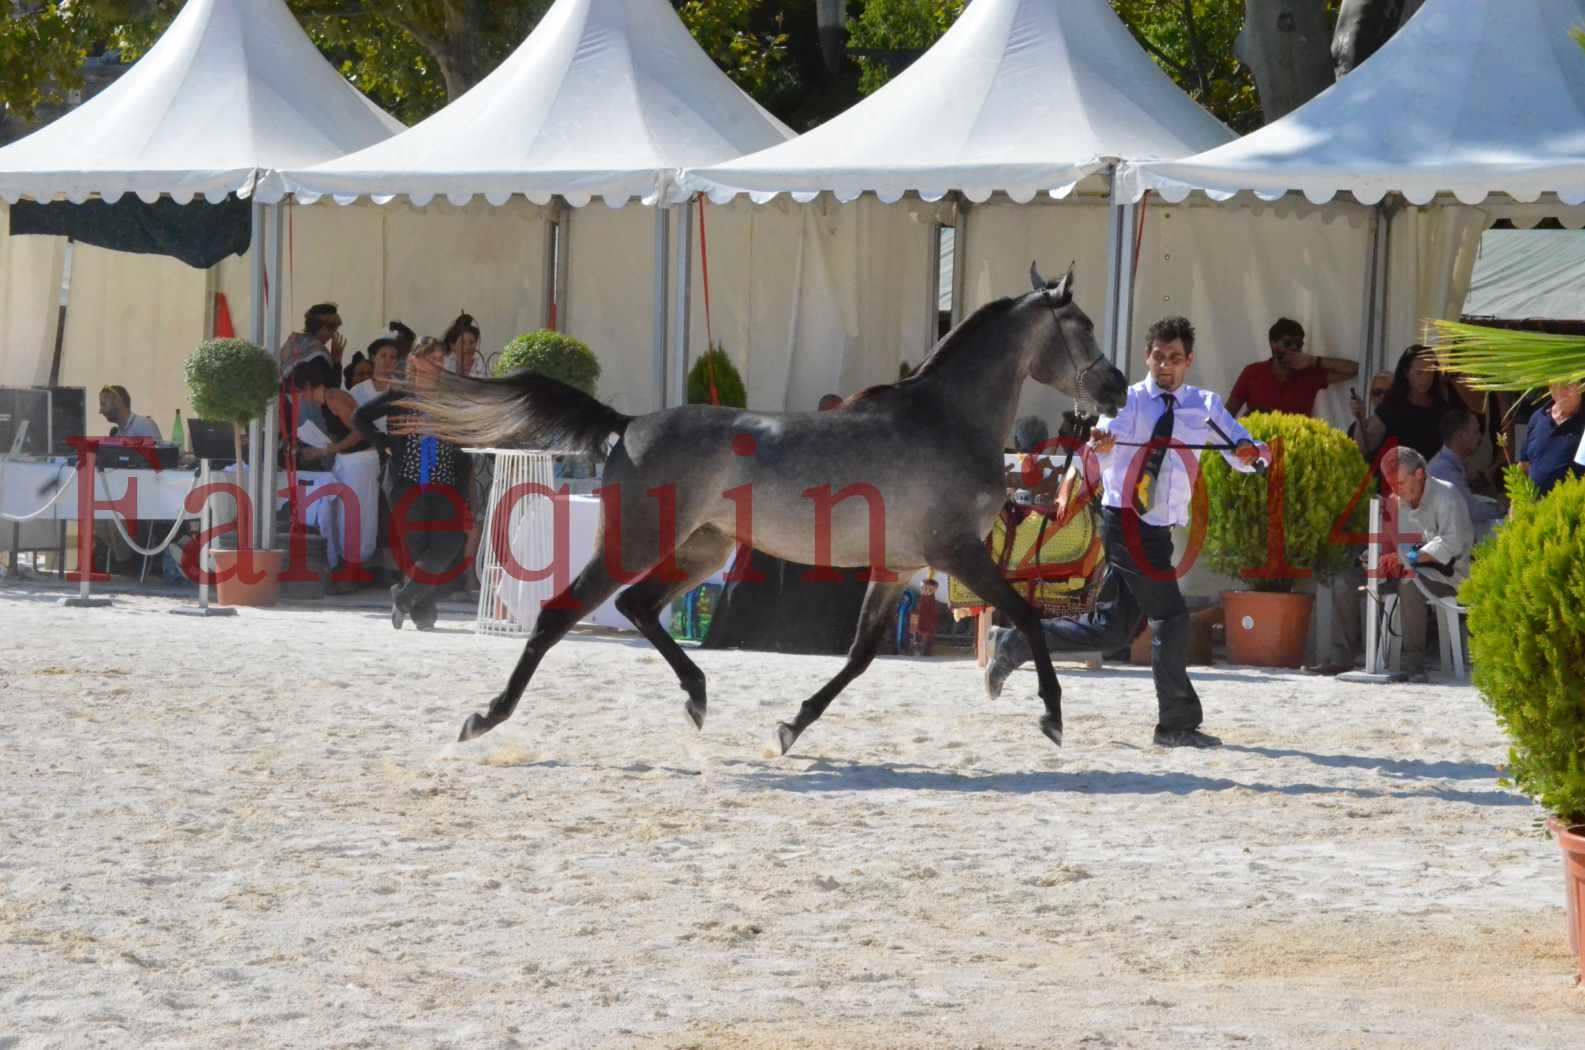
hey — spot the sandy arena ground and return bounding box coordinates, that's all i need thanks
[1,586,1581,1049]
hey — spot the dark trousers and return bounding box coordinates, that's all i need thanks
[1027,506,1202,733]
[390,482,468,619]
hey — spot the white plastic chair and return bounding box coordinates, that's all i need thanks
[1413,575,1470,683]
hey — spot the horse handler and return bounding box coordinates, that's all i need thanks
[984,316,1267,748]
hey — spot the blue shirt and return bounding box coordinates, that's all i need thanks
[1095,377,1264,528]
[1520,406,1585,496]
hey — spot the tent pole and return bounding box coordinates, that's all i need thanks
[1103,167,1138,374]
[669,197,695,409]
[950,193,968,328]
[262,201,285,551]
[652,204,670,410]
[1357,205,1383,383]
[1369,202,1392,380]
[248,202,267,549]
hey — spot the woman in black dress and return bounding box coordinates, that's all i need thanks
[1351,345,1455,467]
[354,338,473,630]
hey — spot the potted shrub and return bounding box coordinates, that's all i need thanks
[686,343,747,408]
[495,329,601,395]
[1462,472,1585,984]
[184,337,283,606]
[1199,411,1370,667]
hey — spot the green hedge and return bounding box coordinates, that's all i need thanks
[1463,474,1585,823]
[495,330,600,395]
[1199,410,1370,592]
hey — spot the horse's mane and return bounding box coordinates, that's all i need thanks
[839,296,1020,407]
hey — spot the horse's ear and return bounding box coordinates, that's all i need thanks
[1053,262,1075,302]
[1030,261,1046,292]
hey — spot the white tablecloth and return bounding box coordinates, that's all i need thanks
[1,459,201,522]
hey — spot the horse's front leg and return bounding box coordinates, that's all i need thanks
[776,578,909,756]
[936,538,1064,747]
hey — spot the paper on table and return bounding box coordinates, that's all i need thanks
[297,418,332,449]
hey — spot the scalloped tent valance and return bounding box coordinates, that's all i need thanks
[676,0,1231,205]
[0,0,401,206]
[1117,0,1585,207]
[263,0,792,207]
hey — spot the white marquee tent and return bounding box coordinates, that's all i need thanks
[1120,0,1585,376]
[0,0,404,546]
[678,0,1378,427]
[265,0,795,415]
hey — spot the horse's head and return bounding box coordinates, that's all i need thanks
[1023,262,1128,416]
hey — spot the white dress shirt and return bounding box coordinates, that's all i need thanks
[1095,376,1263,528]
[1392,475,1474,587]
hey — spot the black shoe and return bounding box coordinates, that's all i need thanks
[1153,727,1222,749]
[983,626,1025,700]
[389,584,406,630]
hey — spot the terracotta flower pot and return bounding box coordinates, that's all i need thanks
[212,548,284,608]
[1220,590,1313,668]
[1547,817,1585,984]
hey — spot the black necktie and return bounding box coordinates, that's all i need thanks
[1133,392,1176,514]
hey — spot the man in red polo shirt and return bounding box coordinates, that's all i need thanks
[1226,318,1358,417]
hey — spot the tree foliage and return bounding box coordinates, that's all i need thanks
[846,0,963,97]
[678,0,799,115]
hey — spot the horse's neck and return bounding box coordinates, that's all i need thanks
[919,335,1028,453]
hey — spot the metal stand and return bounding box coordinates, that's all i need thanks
[171,458,237,618]
[1338,497,1395,684]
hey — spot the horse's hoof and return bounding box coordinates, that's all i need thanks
[458,712,493,743]
[776,722,802,756]
[684,697,707,731]
[1038,715,1063,748]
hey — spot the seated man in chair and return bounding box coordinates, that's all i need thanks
[1379,446,1474,683]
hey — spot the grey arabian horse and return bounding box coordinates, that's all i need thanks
[410,264,1128,754]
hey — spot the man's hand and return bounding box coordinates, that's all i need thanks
[1234,440,1261,466]
[1378,551,1413,579]
[329,331,347,362]
[1287,351,1317,370]
[1349,388,1368,422]
[1089,428,1116,455]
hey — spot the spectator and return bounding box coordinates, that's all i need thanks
[1380,446,1474,683]
[355,338,472,631]
[282,358,379,591]
[1227,318,1358,417]
[1428,406,1505,542]
[1005,414,1062,505]
[443,311,486,378]
[1353,345,1454,464]
[1518,380,1584,497]
[387,320,417,365]
[343,352,373,391]
[97,385,161,439]
[279,303,346,379]
[349,338,401,432]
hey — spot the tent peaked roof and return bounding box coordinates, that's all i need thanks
[1120,0,1585,206]
[0,0,402,205]
[268,0,795,207]
[678,0,1232,205]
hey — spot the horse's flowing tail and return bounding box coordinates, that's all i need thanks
[401,372,633,458]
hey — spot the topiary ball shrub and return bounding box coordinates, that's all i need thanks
[1199,410,1369,592]
[1462,474,1585,824]
[686,343,747,408]
[495,330,601,396]
[184,338,279,425]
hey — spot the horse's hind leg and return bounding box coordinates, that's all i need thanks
[775,578,909,756]
[613,527,735,730]
[457,552,623,742]
[935,537,1064,748]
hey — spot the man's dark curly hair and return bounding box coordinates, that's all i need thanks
[1145,316,1196,354]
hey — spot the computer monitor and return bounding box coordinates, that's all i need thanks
[0,387,49,457]
[188,419,238,465]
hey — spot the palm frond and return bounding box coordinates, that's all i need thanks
[1429,320,1585,391]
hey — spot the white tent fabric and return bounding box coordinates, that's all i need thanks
[265,0,793,207]
[1463,229,1585,320]
[0,0,401,205]
[1119,0,1585,206]
[677,0,1231,204]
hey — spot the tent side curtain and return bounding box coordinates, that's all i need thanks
[8,195,251,269]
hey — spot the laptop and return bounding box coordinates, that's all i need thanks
[189,419,238,466]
